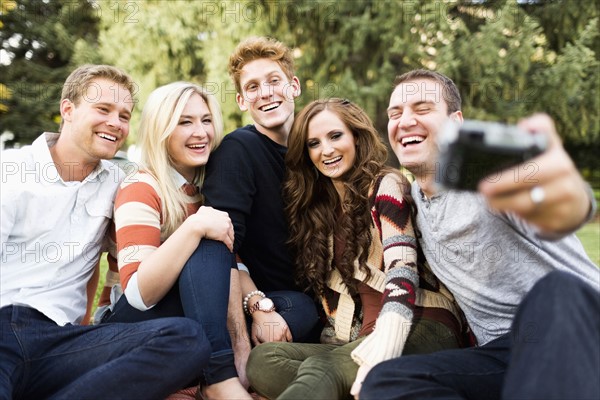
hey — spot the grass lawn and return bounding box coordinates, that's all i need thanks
[576,220,600,266]
[93,258,109,318]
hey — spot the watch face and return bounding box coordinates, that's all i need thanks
[259,298,274,311]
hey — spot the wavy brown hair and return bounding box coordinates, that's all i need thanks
[284,98,390,295]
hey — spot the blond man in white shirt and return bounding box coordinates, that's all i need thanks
[1,64,210,399]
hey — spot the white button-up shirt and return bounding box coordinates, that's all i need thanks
[1,132,124,325]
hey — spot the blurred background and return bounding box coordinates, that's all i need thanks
[2,0,596,302]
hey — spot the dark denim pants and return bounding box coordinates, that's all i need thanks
[252,290,321,344]
[102,239,237,386]
[361,271,600,400]
[0,305,209,400]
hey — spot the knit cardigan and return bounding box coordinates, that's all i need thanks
[318,172,463,368]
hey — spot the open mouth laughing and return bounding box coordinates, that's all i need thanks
[259,102,281,112]
[186,143,208,150]
[400,135,425,147]
[323,156,342,165]
[97,133,117,142]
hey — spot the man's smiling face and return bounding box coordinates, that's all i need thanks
[387,78,458,175]
[236,58,300,139]
[61,78,132,163]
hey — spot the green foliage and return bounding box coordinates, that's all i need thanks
[91,0,262,139]
[531,18,600,145]
[521,0,600,56]
[444,2,542,122]
[0,0,100,144]
[2,0,599,166]
[576,221,600,266]
[93,0,208,136]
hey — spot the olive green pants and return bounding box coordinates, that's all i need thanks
[247,318,461,400]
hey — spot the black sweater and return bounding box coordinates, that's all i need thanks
[202,125,300,292]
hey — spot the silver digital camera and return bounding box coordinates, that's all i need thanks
[437,120,548,191]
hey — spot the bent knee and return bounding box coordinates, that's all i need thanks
[247,342,278,383]
[530,271,598,305]
[247,342,287,397]
[538,271,588,291]
[297,352,355,381]
[167,318,210,356]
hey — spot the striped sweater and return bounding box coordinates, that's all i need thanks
[111,170,201,310]
[318,172,464,368]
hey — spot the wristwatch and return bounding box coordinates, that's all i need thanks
[248,297,276,315]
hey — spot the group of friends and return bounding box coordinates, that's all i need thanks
[1,36,599,400]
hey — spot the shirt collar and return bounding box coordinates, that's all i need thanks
[86,159,110,182]
[170,168,200,196]
[33,132,112,185]
[31,133,61,185]
[413,181,446,203]
[170,168,189,187]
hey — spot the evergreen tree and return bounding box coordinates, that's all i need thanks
[5,0,597,161]
[441,1,543,123]
[0,0,100,145]
[91,0,257,139]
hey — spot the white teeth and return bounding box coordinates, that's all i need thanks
[187,144,206,149]
[401,136,424,146]
[98,133,117,142]
[323,156,342,165]
[260,103,279,112]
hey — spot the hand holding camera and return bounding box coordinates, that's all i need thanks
[438,115,592,235]
[437,119,548,191]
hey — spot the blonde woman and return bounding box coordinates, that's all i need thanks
[101,82,250,399]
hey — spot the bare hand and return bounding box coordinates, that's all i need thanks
[251,311,293,345]
[478,114,591,234]
[192,206,234,251]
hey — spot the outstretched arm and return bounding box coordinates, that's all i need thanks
[479,114,594,236]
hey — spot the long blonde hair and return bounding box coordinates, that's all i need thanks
[137,82,224,237]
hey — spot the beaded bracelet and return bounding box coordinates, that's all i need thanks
[242,290,265,315]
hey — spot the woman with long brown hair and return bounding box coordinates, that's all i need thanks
[246,98,468,399]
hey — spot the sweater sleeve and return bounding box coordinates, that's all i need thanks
[114,172,163,310]
[351,173,419,368]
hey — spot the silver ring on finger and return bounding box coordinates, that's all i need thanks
[530,186,545,207]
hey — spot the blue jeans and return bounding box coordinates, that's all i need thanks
[102,239,237,386]
[256,290,321,343]
[0,305,209,400]
[361,271,600,400]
